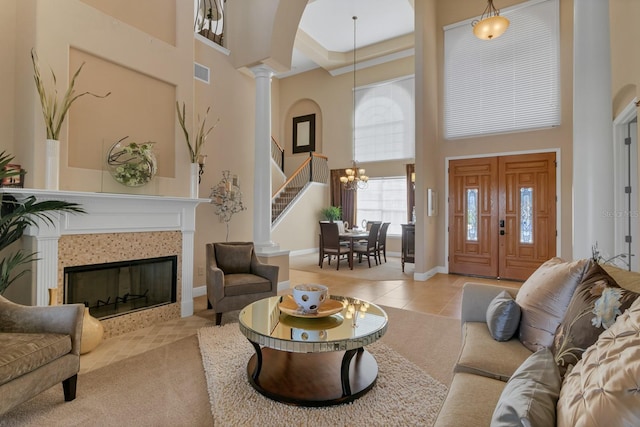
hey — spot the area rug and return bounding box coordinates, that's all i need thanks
[290,252,415,281]
[198,323,448,426]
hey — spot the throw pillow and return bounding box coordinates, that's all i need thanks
[490,347,561,427]
[515,257,589,352]
[557,297,640,427]
[551,262,639,377]
[601,263,640,293]
[486,291,521,341]
[214,243,253,274]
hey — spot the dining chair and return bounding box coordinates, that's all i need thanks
[319,222,352,270]
[376,222,391,264]
[353,222,382,268]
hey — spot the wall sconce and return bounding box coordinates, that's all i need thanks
[472,0,509,40]
[197,154,207,184]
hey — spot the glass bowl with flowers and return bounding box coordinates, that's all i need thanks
[107,137,157,187]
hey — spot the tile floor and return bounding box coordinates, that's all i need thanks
[79,256,522,373]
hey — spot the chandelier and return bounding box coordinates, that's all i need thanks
[340,16,368,191]
[340,160,368,190]
[471,0,509,40]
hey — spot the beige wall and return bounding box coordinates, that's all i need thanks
[610,0,640,269]
[11,0,193,194]
[0,0,16,155]
[79,0,176,46]
[272,183,328,252]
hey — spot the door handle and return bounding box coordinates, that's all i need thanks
[499,220,505,228]
[500,230,505,235]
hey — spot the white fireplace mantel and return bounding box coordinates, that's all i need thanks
[1,188,208,316]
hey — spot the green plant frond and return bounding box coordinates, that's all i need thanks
[0,152,21,181]
[0,196,85,252]
[0,251,37,295]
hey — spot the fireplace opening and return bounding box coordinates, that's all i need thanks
[64,256,177,320]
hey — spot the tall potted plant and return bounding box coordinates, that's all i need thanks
[31,49,110,190]
[0,151,85,295]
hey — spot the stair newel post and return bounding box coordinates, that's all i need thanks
[309,151,314,183]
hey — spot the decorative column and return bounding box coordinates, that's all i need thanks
[250,64,278,250]
[573,0,614,260]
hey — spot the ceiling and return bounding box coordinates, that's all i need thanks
[276,0,415,78]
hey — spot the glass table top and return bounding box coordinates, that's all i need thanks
[239,295,388,354]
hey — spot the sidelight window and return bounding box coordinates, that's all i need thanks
[467,189,478,241]
[520,187,533,244]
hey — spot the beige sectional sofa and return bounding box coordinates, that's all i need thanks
[434,260,640,427]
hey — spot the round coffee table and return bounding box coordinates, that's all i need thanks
[239,295,388,407]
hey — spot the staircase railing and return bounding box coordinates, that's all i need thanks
[272,152,329,223]
[271,137,284,172]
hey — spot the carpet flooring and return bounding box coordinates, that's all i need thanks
[199,323,449,426]
[0,306,461,426]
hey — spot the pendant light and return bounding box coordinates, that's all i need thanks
[472,0,510,40]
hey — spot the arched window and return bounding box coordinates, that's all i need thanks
[354,76,415,162]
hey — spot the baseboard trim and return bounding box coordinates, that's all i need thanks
[193,285,206,298]
[414,266,446,281]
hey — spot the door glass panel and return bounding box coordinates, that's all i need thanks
[520,187,533,244]
[467,189,478,241]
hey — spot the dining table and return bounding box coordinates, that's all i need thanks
[338,230,370,269]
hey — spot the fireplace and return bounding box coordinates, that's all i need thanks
[0,188,206,338]
[64,256,177,319]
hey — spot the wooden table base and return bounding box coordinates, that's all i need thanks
[246,346,378,407]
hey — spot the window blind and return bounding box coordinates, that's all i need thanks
[444,0,560,139]
[354,76,415,162]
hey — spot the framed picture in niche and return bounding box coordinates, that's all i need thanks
[292,114,315,154]
[1,164,24,188]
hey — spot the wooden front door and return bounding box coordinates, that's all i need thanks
[448,153,556,280]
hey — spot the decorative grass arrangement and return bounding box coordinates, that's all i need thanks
[176,101,220,163]
[31,49,111,140]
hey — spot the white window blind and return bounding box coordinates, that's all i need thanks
[444,0,560,139]
[354,76,415,162]
[356,177,407,235]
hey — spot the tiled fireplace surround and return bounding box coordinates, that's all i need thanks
[5,189,205,338]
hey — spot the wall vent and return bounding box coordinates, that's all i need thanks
[194,62,210,84]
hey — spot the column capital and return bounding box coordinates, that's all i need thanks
[249,64,275,79]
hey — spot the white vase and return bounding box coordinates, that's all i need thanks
[80,307,104,355]
[45,139,60,190]
[190,163,199,198]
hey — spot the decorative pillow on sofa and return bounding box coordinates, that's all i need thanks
[515,257,589,352]
[486,291,521,341]
[556,297,640,427]
[491,347,561,427]
[214,243,253,274]
[551,261,639,377]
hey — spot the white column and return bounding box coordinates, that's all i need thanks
[35,237,60,306]
[250,65,278,250]
[573,0,614,260]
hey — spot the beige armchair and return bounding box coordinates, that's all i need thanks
[206,242,279,325]
[0,295,84,415]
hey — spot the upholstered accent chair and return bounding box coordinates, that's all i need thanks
[0,295,84,415]
[205,242,279,325]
